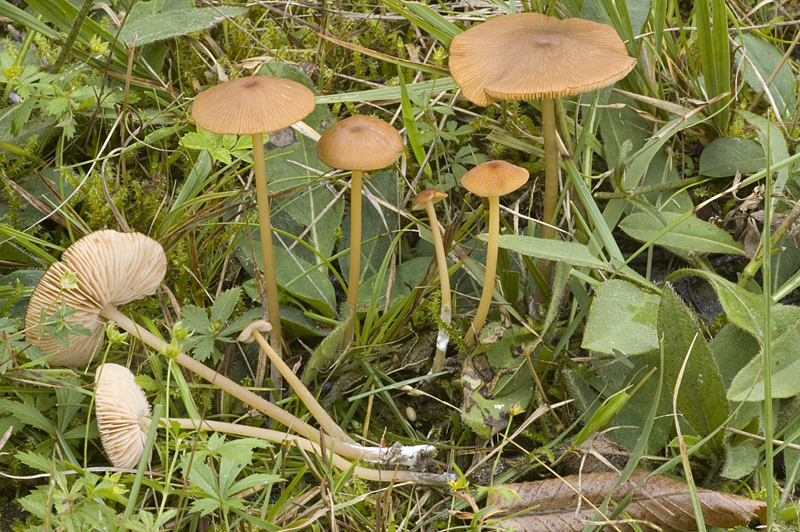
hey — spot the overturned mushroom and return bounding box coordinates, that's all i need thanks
[95,363,448,484]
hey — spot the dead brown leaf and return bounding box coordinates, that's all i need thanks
[487,469,765,532]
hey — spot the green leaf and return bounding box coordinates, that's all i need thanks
[728,319,800,402]
[181,306,211,334]
[495,235,611,269]
[722,440,759,480]
[738,110,791,191]
[619,211,745,256]
[0,399,56,436]
[735,34,797,117]
[667,269,765,340]
[658,287,728,452]
[461,325,537,437]
[699,137,765,177]
[583,279,660,355]
[119,5,247,46]
[210,288,239,323]
[302,311,347,385]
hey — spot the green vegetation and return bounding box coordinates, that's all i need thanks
[0,0,799,530]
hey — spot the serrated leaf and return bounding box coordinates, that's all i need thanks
[699,137,765,177]
[620,211,745,255]
[658,288,727,451]
[16,450,58,473]
[181,306,211,333]
[210,288,239,323]
[583,280,660,355]
[0,399,55,436]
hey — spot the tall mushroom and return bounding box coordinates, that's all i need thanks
[191,75,317,380]
[27,230,435,466]
[410,189,451,373]
[316,115,404,348]
[95,363,450,485]
[449,13,636,285]
[461,161,529,347]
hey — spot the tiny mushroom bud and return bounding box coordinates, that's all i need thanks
[411,189,451,374]
[461,161,529,346]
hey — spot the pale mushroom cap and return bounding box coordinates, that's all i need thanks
[24,230,167,366]
[316,115,404,171]
[95,363,152,469]
[237,320,272,344]
[411,189,448,210]
[449,13,637,106]
[461,161,529,197]
[192,76,316,135]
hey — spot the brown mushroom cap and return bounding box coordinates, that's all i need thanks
[316,115,404,171]
[95,363,152,469]
[461,161,529,197]
[192,76,316,135]
[449,13,637,106]
[411,189,448,210]
[24,230,167,366]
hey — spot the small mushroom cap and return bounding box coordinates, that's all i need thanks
[95,363,152,469]
[24,230,167,366]
[461,161,529,197]
[449,13,636,106]
[237,320,272,344]
[192,76,316,135]
[316,115,404,171]
[411,189,448,210]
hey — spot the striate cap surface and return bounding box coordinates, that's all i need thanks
[316,115,404,171]
[449,13,636,106]
[461,160,529,197]
[192,75,316,135]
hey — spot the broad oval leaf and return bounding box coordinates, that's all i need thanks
[699,137,765,177]
[620,211,745,255]
[583,280,660,356]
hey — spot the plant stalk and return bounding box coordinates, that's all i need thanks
[342,169,363,348]
[539,96,558,289]
[251,132,283,392]
[425,200,451,373]
[466,195,499,347]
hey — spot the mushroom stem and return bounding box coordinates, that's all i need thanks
[98,305,434,465]
[168,418,450,486]
[539,96,557,285]
[342,169,363,348]
[466,195,499,347]
[242,322,354,444]
[423,199,451,373]
[251,132,283,389]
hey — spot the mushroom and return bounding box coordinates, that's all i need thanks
[95,363,449,485]
[449,13,636,284]
[95,363,152,468]
[461,161,529,347]
[316,115,404,348]
[28,231,436,467]
[191,75,317,370]
[410,189,451,373]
